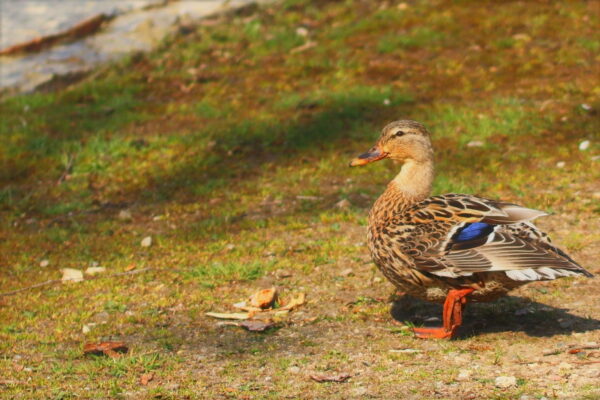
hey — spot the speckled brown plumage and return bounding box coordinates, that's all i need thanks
[351,120,592,338]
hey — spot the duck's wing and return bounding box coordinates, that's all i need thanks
[402,194,592,280]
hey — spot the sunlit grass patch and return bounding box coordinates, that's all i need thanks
[182,260,273,288]
[377,28,445,54]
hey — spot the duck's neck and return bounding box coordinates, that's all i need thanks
[371,159,435,219]
[391,158,434,203]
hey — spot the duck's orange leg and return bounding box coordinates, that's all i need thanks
[413,288,475,339]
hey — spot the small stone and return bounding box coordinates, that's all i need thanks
[456,369,472,381]
[82,324,92,334]
[467,140,484,147]
[39,259,49,268]
[383,98,391,106]
[60,268,84,283]
[141,236,152,247]
[296,27,308,37]
[495,376,517,388]
[579,140,590,151]
[558,362,572,370]
[335,199,351,209]
[85,267,106,276]
[118,210,132,220]
[556,161,566,168]
[225,244,236,251]
[512,33,531,41]
[275,270,292,279]
[287,366,300,374]
[373,277,382,283]
[581,103,592,111]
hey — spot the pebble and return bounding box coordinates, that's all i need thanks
[287,366,300,374]
[579,140,590,151]
[335,199,351,209]
[60,268,84,283]
[39,259,49,268]
[495,376,517,388]
[456,369,472,381]
[352,386,368,396]
[295,27,308,37]
[118,210,132,220]
[580,103,592,111]
[85,266,106,275]
[383,98,391,106]
[467,140,484,148]
[82,324,95,334]
[141,236,152,247]
[556,161,565,168]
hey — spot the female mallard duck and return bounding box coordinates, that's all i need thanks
[350,120,592,339]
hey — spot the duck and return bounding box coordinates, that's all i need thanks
[350,120,592,339]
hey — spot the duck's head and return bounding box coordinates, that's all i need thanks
[349,120,433,167]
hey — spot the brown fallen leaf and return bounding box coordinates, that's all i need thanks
[140,372,154,386]
[205,312,250,320]
[232,301,262,312]
[239,320,276,332]
[280,293,306,311]
[84,341,128,358]
[13,363,24,372]
[125,263,136,272]
[249,287,277,309]
[310,372,351,383]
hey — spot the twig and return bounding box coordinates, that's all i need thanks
[0,268,154,297]
[57,154,76,185]
[572,360,600,365]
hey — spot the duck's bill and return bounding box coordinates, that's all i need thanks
[349,147,388,167]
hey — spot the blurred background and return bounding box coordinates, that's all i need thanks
[1,0,599,398]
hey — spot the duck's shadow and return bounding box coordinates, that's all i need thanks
[390,295,600,338]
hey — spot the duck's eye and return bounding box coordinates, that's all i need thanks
[393,130,406,137]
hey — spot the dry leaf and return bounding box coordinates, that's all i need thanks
[280,293,305,311]
[140,372,154,386]
[205,312,250,320]
[125,264,136,271]
[84,341,128,358]
[249,287,277,309]
[310,373,351,383]
[60,268,84,283]
[233,301,262,312]
[13,363,24,372]
[239,320,275,332]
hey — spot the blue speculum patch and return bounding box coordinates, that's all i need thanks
[454,222,494,242]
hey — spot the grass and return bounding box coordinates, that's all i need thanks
[1,0,599,398]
